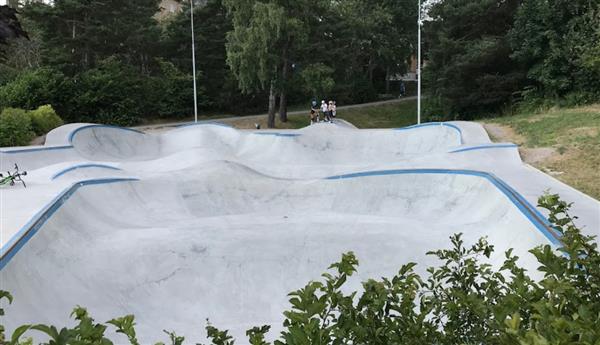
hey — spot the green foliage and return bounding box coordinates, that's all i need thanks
[154,59,199,119]
[0,108,35,147]
[107,315,139,345]
[425,0,525,119]
[28,105,63,136]
[22,0,161,75]
[0,291,13,343]
[0,68,67,111]
[299,63,334,98]
[224,0,286,94]
[425,0,600,118]
[2,194,599,344]
[509,0,600,100]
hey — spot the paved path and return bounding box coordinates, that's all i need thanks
[132,97,417,132]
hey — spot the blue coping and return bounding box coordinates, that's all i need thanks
[395,122,463,145]
[252,132,302,137]
[0,145,74,154]
[51,164,122,180]
[449,144,518,153]
[175,121,233,129]
[325,169,560,245]
[0,178,139,271]
[0,125,144,154]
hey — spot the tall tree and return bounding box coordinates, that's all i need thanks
[424,0,525,118]
[509,0,600,99]
[22,0,161,75]
[162,0,239,111]
[224,0,282,127]
[224,0,326,126]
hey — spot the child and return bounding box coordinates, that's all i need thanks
[328,101,334,122]
[321,100,329,122]
[310,109,317,124]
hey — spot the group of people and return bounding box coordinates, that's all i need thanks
[310,99,337,124]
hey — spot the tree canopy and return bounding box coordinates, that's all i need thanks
[0,0,597,126]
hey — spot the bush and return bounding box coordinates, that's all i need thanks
[0,67,68,111]
[154,59,197,119]
[0,108,35,147]
[28,105,63,136]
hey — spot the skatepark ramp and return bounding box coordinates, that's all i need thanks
[1,121,598,343]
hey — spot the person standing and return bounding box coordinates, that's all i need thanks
[331,101,337,118]
[311,98,320,122]
[321,100,329,122]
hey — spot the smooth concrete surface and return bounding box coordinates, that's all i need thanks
[1,120,599,343]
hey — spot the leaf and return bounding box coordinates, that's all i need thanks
[11,325,32,344]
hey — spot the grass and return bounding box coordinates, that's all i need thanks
[225,99,419,129]
[487,104,600,200]
[492,105,600,147]
[335,100,418,128]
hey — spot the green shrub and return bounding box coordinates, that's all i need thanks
[0,108,35,147]
[154,59,197,119]
[0,68,68,111]
[2,193,599,344]
[28,105,63,136]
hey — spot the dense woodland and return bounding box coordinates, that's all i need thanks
[0,0,598,126]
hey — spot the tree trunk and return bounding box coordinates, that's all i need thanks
[367,57,375,83]
[279,91,288,123]
[267,81,277,128]
[278,42,290,122]
[385,67,391,94]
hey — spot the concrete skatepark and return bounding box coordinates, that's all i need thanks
[1,120,599,342]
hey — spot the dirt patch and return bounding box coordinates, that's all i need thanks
[520,147,557,164]
[481,121,599,200]
[30,135,46,146]
[481,123,524,144]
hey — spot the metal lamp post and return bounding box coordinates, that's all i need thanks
[417,0,422,125]
[190,0,198,123]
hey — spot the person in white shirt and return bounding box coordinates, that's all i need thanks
[321,100,330,122]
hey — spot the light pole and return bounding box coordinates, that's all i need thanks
[417,0,422,125]
[190,0,198,123]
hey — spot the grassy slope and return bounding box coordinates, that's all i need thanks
[486,105,600,200]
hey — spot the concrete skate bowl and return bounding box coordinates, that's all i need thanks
[2,162,559,343]
[70,125,162,161]
[69,123,462,164]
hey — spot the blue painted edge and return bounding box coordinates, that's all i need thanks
[252,132,302,137]
[1,125,145,154]
[449,144,518,153]
[394,122,463,145]
[175,121,233,129]
[0,178,138,270]
[51,164,122,180]
[68,124,144,143]
[325,169,560,245]
[0,145,73,154]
